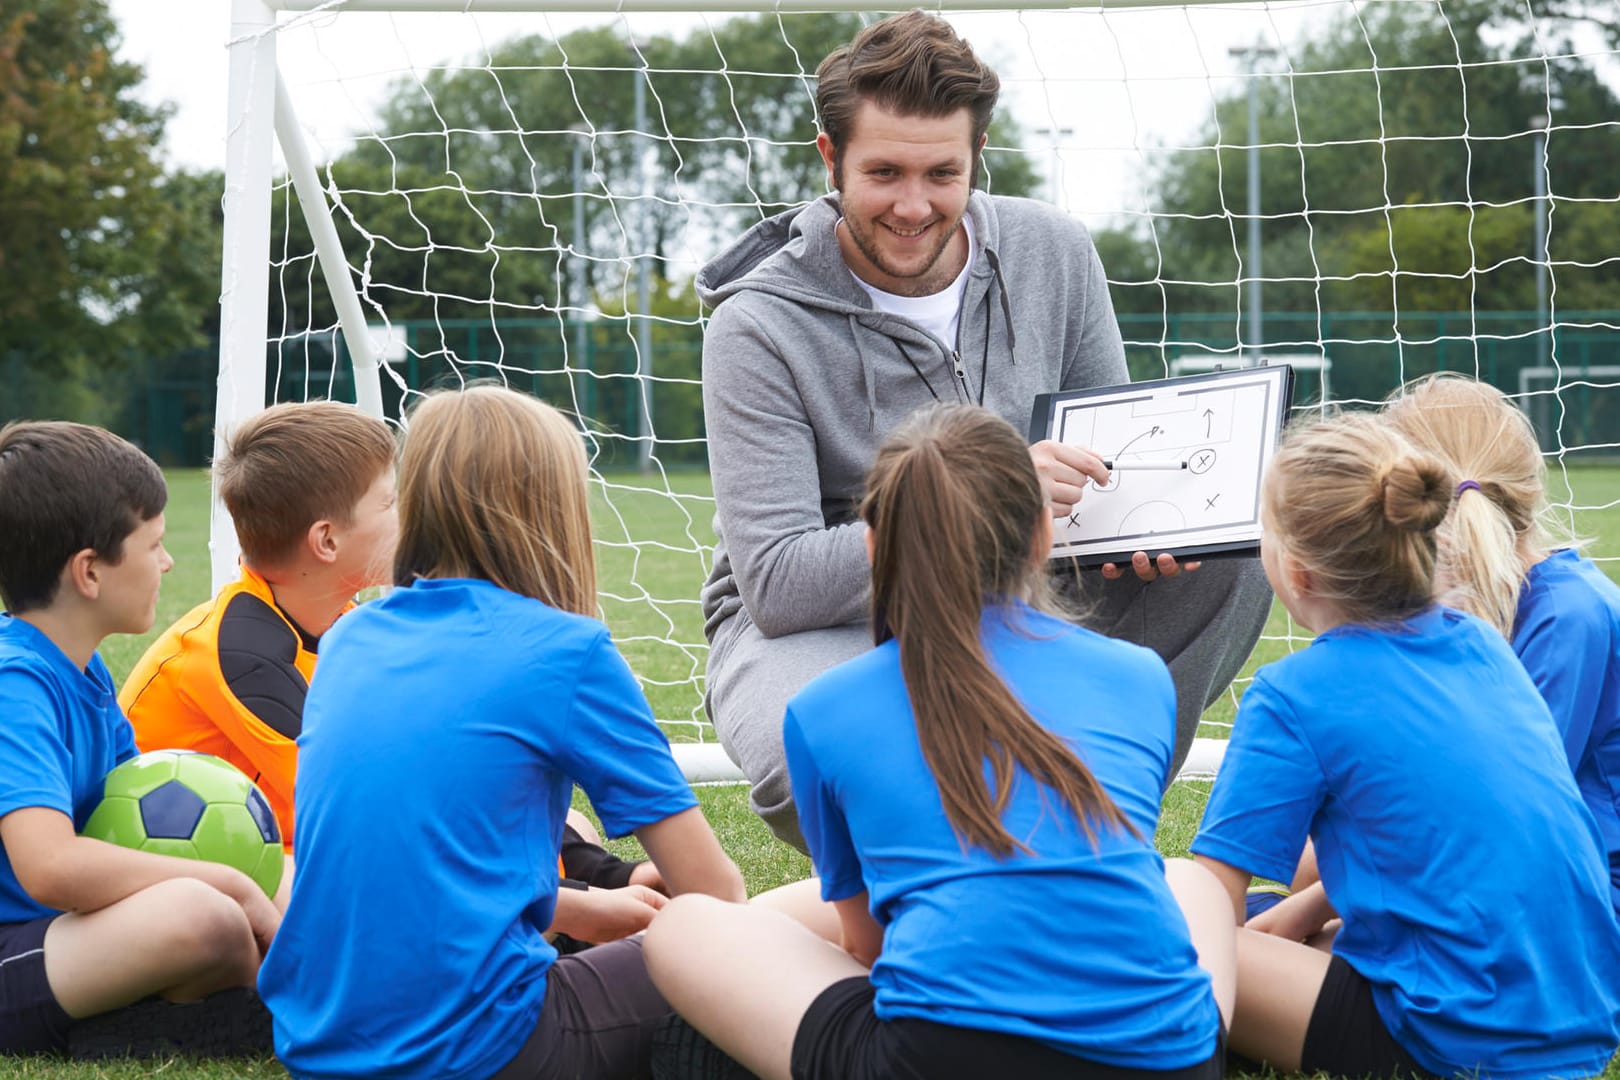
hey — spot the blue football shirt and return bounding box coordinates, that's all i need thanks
[258,578,698,1080]
[785,600,1221,1070]
[1514,548,1620,914]
[0,615,137,924]
[1194,605,1620,1079]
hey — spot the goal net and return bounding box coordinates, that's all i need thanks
[220,0,1620,787]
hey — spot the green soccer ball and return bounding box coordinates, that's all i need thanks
[81,750,284,899]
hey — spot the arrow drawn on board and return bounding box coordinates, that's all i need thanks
[1112,427,1156,459]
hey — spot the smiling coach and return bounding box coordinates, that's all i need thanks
[695,10,1272,850]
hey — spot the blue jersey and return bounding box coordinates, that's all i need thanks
[1193,606,1620,1079]
[258,579,698,1080]
[785,601,1220,1070]
[0,616,137,924]
[1515,549,1620,913]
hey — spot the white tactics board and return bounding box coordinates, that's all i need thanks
[1029,365,1293,566]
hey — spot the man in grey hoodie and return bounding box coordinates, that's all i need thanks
[698,11,1273,850]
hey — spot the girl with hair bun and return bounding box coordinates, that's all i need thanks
[1387,372,1620,917]
[647,403,1232,1080]
[1192,411,1620,1079]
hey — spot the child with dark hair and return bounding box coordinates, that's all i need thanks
[1192,412,1620,1078]
[0,421,278,1056]
[645,403,1233,1080]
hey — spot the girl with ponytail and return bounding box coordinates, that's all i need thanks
[1387,373,1620,917]
[1191,411,1620,1079]
[646,404,1233,1080]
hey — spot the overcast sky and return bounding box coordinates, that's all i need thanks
[107,1,1358,221]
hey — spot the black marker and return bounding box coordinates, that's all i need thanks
[1102,459,1188,471]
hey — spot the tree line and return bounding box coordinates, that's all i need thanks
[3,0,1616,441]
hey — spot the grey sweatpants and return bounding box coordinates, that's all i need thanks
[705,557,1273,852]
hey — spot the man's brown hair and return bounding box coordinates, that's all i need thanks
[815,10,1001,186]
[0,422,167,613]
[218,402,397,569]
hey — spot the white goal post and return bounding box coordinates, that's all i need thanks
[216,0,1620,784]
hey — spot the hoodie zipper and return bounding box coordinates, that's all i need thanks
[952,350,969,401]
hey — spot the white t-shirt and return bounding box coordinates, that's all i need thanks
[844,214,976,350]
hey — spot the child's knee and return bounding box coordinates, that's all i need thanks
[142,879,255,967]
[644,894,723,975]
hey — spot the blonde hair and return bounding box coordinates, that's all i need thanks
[861,404,1135,857]
[394,386,596,615]
[1385,374,1557,637]
[219,402,397,569]
[1265,412,1452,626]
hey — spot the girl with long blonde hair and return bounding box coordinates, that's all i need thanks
[1192,411,1620,1078]
[259,385,743,1080]
[1386,373,1620,916]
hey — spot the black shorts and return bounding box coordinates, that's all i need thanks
[1301,956,1438,1080]
[489,937,672,1080]
[791,976,1224,1080]
[0,916,70,1054]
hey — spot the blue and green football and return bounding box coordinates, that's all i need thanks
[81,750,284,899]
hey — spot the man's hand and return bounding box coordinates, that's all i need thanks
[1101,551,1203,582]
[1029,440,1108,520]
[550,885,668,944]
[1029,440,1202,582]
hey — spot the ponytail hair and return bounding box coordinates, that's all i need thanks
[1265,412,1452,626]
[1385,374,1558,637]
[859,404,1137,857]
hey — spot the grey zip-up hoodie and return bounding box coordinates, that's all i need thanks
[698,190,1126,644]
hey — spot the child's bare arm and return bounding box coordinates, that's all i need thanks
[0,807,280,953]
[1193,854,1251,925]
[548,884,667,943]
[833,892,881,968]
[635,807,746,903]
[1248,881,1337,942]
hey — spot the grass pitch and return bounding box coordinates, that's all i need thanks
[58,465,1620,1079]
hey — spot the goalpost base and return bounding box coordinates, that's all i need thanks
[671,736,1229,786]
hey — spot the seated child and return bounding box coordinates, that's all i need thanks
[121,401,398,850]
[258,386,745,1080]
[1387,372,1620,915]
[1191,411,1620,1079]
[120,401,658,909]
[645,404,1234,1080]
[0,421,279,1055]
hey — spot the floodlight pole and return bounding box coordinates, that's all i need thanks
[571,129,591,407]
[632,45,655,474]
[1033,126,1073,206]
[1229,42,1277,363]
[1531,113,1550,369]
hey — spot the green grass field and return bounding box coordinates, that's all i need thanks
[51,466,1620,1078]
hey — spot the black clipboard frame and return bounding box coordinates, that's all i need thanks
[1028,364,1296,568]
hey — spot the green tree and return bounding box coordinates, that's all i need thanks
[0,0,218,422]
[271,13,1038,332]
[1097,0,1620,333]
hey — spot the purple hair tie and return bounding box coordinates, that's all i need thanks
[1456,480,1483,497]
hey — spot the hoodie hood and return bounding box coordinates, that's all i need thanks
[698,190,1006,319]
[697,191,1015,422]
